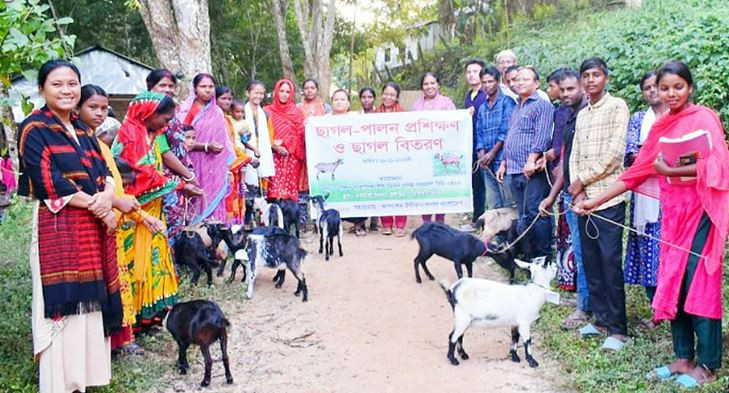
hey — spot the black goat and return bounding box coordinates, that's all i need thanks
[274,199,303,238]
[223,225,287,283]
[236,233,308,302]
[166,300,233,387]
[310,195,343,261]
[175,222,228,286]
[411,222,487,283]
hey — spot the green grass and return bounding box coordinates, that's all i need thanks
[0,199,247,392]
[535,279,729,392]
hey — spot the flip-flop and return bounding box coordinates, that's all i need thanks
[578,323,603,338]
[381,227,393,235]
[601,336,625,352]
[395,228,407,237]
[561,310,590,330]
[646,365,675,381]
[674,374,700,389]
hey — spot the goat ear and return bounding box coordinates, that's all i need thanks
[531,255,548,266]
[324,192,330,200]
[513,258,531,270]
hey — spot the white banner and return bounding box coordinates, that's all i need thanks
[305,110,473,218]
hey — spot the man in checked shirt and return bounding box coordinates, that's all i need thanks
[568,57,630,351]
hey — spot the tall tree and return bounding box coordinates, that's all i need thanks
[136,0,212,83]
[269,0,297,84]
[438,0,456,40]
[292,0,336,97]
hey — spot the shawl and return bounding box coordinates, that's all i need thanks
[633,108,660,231]
[177,85,235,223]
[375,102,405,113]
[620,104,729,319]
[300,96,328,122]
[113,91,179,204]
[18,106,110,200]
[244,101,275,185]
[18,107,121,336]
[411,93,456,111]
[264,79,306,161]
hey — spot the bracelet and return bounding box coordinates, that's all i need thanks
[204,143,209,152]
[182,172,196,182]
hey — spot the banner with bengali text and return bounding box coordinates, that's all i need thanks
[305,109,473,218]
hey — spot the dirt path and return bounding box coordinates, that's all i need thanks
[163,219,561,393]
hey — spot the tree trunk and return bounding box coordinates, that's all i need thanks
[437,0,456,40]
[137,0,212,92]
[292,0,336,98]
[269,0,297,85]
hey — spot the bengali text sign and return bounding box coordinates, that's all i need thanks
[305,110,473,217]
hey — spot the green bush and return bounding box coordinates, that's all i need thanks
[400,0,729,131]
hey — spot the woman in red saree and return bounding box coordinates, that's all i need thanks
[265,79,306,202]
[574,61,729,388]
[376,82,408,237]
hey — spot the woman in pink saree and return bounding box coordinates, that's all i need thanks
[574,61,729,388]
[177,73,236,224]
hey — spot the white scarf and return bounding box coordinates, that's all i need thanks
[633,107,660,232]
[244,102,275,185]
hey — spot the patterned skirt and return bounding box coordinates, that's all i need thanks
[624,196,661,287]
[556,197,576,291]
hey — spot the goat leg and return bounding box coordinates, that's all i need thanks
[274,269,286,288]
[457,334,469,360]
[227,259,239,283]
[524,338,538,368]
[465,260,474,278]
[421,260,436,281]
[337,234,343,257]
[220,328,234,384]
[447,331,460,366]
[205,265,213,287]
[200,344,213,387]
[176,339,190,374]
[413,258,423,283]
[453,261,464,279]
[510,326,521,363]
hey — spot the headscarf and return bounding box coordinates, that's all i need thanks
[177,82,235,223]
[114,91,174,198]
[620,104,729,274]
[264,79,306,161]
[95,116,121,138]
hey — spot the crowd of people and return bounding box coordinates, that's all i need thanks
[11,48,729,391]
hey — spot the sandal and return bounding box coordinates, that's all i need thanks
[561,310,591,330]
[646,365,675,381]
[640,318,659,330]
[674,374,701,389]
[578,323,606,338]
[395,228,407,237]
[601,335,626,352]
[382,227,393,236]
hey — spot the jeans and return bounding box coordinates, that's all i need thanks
[483,166,512,209]
[471,153,486,222]
[578,202,627,336]
[507,172,552,258]
[563,193,590,313]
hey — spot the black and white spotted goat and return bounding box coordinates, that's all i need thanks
[439,256,558,368]
[310,194,343,261]
[229,230,309,302]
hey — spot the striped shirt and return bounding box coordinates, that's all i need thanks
[503,92,554,174]
[569,93,630,210]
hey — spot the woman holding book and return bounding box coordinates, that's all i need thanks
[574,61,729,388]
[623,71,669,329]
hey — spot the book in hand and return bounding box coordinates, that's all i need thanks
[658,129,712,185]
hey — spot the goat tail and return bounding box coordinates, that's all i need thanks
[438,279,456,310]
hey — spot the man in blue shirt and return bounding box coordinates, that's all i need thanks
[496,66,554,258]
[476,66,516,209]
[462,58,487,231]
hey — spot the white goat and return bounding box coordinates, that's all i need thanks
[475,206,519,241]
[438,256,558,368]
[252,197,284,228]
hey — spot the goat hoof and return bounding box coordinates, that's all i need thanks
[226,376,234,384]
[527,357,539,368]
[510,350,520,363]
[415,277,422,284]
[339,252,343,257]
[275,283,283,289]
[459,352,469,360]
[427,275,435,281]
[200,379,210,387]
[448,357,460,366]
